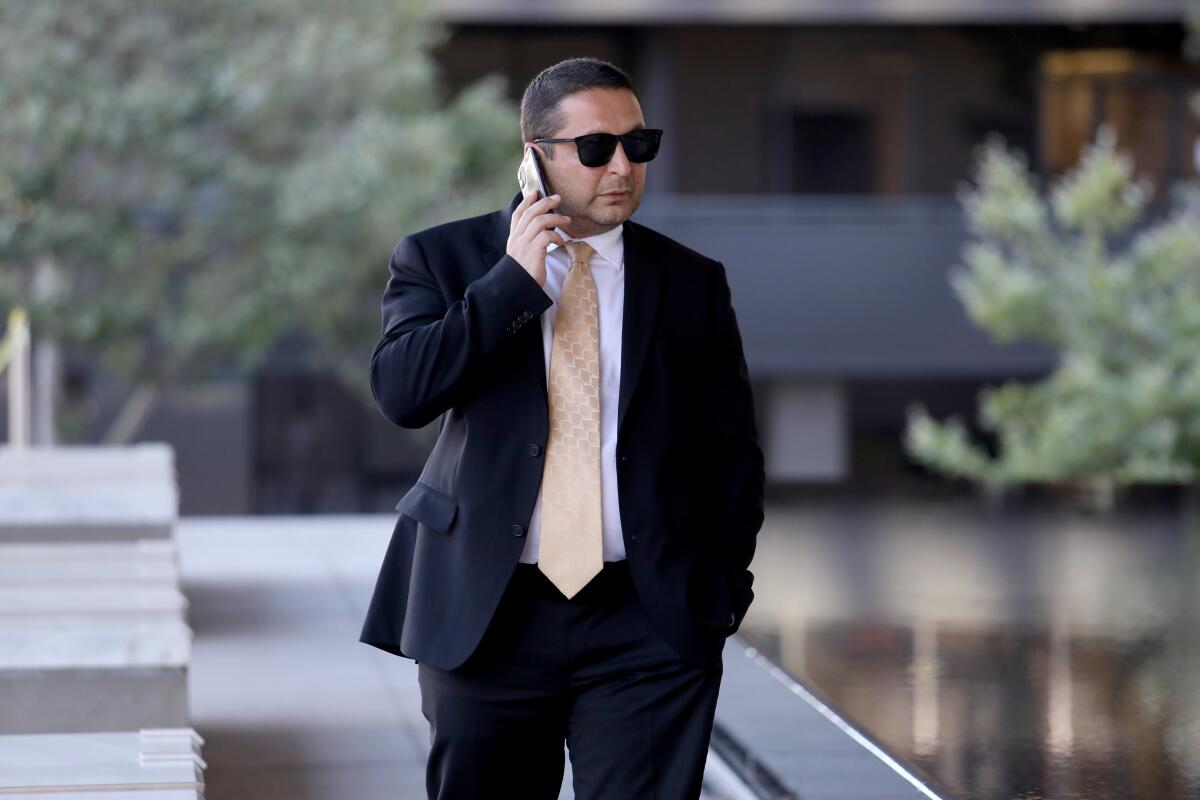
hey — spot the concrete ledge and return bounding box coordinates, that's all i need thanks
[0,445,178,543]
[0,615,191,671]
[0,444,176,483]
[0,485,177,543]
[0,667,191,735]
[0,538,192,735]
[0,584,187,616]
[0,727,205,798]
[0,540,179,585]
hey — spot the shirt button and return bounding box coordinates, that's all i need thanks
[511,524,525,537]
[528,443,542,457]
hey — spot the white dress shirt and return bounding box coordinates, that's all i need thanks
[520,223,627,564]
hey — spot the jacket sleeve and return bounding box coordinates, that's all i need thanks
[370,234,553,429]
[705,261,766,612]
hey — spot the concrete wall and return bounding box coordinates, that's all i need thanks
[434,25,1043,197]
[430,0,1185,25]
[631,194,1055,379]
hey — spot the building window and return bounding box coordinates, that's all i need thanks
[790,109,877,194]
[1039,49,1200,185]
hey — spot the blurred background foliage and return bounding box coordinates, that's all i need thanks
[905,3,1200,503]
[1188,0,1200,62]
[904,127,1200,500]
[0,0,520,442]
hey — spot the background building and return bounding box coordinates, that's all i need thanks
[22,0,1199,513]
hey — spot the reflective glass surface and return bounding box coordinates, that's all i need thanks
[738,490,1200,800]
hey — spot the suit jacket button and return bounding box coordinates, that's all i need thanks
[528,443,542,457]
[512,523,525,537]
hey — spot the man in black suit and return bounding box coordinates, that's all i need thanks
[360,56,764,799]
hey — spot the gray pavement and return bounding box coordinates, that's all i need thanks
[181,515,580,799]
[179,514,930,800]
[180,515,421,797]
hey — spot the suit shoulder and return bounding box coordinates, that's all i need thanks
[627,221,722,273]
[397,207,499,254]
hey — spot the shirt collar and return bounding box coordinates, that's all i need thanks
[548,222,624,271]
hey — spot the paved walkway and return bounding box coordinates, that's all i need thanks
[181,515,434,798]
[180,515,695,799]
[179,514,933,800]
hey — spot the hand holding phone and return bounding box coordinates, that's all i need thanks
[508,148,569,288]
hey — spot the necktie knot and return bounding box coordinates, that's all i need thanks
[564,240,595,268]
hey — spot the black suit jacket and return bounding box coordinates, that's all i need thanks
[359,191,765,670]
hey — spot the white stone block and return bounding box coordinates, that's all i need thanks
[0,444,176,484]
[0,584,187,617]
[0,582,192,733]
[0,615,192,670]
[0,485,177,542]
[0,540,179,585]
[0,445,178,543]
[0,728,205,798]
[0,661,191,734]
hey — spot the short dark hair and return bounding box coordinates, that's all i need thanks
[520,57,638,143]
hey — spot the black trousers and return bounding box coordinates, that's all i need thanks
[417,560,724,800]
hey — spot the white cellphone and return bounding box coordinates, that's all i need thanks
[517,145,551,200]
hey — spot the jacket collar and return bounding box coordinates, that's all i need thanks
[549,222,623,271]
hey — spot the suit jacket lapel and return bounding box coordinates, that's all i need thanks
[616,220,664,437]
[481,192,665,437]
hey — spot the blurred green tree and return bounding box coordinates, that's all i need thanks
[903,127,1200,505]
[1187,0,1200,61]
[0,0,520,443]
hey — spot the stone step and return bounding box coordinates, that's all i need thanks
[0,728,205,799]
[0,662,191,735]
[0,585,188,616]
[0,484,177,542]
[0,444,176,484]
[0,540,180,585]
[0,615,192,670]
[0,581,192,734]
[0,445,178,543]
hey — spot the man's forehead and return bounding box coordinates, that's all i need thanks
[557,89,644,135]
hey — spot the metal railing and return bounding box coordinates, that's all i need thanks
[0,308,31,447]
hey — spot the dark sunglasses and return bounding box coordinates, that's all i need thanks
[533,128,663,168]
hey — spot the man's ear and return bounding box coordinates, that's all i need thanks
[523,141,551,161]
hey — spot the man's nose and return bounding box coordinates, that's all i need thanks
[608,141,632,175]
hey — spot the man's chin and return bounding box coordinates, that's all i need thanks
[590,197,638,225]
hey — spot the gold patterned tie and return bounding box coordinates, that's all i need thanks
[538,240,604,598]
